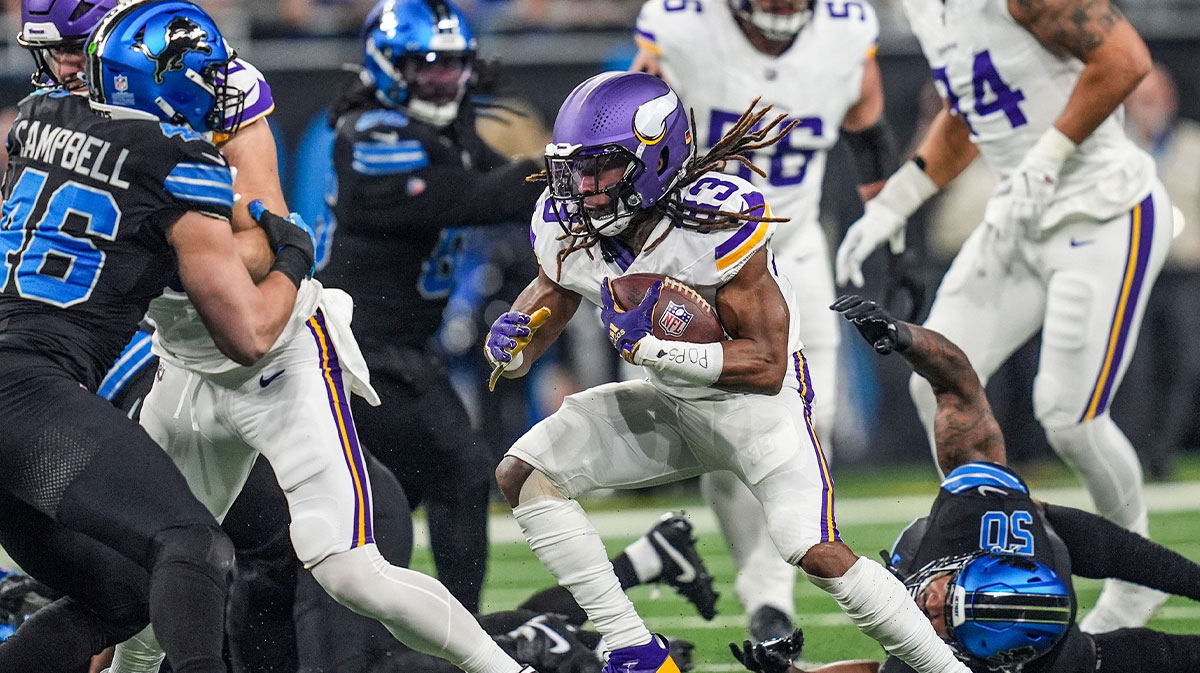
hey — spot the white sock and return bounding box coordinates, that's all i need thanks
[515,496,653,650]
[108,626,165,673]
[310,545,523,673]
[807,557,969,673]
[624,536,663,583]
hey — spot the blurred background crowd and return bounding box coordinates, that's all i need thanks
[1,0,1198,480]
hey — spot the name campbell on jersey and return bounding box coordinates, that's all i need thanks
[530,172,806,399]
[636,0,878,251]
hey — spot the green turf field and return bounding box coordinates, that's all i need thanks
[412,476,1200,672]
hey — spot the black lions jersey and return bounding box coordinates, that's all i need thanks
[0,89,233,390]
[883,462,1088,673]
[318,103,542,348]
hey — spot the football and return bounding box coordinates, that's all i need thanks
[609,273,725,343]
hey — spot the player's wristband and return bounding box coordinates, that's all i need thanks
[633,335,723,387]
[1029,126,1078,171]
[270,246,309,288]
[843,119,900,185]
[874,159,939,219]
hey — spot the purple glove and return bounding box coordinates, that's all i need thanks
[600,277,661,363]
[485,311,532,366]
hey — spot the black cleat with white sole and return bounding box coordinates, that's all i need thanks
[646,512,719,620]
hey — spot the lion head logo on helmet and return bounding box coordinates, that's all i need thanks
[132,15,213,84]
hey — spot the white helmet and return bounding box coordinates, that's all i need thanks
[731,0,812,41]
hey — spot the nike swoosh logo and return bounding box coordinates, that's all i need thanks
[259,370,285,387]
[652,530,696,583]
[1069,238,1094,247]
[976,485,1008,497]
[200,152,226,165]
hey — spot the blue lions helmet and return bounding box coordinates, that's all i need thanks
[85,0,244,135]
[907,551,1073,668]
[361,0,477,127]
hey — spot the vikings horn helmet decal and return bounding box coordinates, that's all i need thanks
[633,89,680,146]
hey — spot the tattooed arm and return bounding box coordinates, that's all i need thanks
[901,324,1007,473]
[1008,0,1151,144]
[832,296,1005,472]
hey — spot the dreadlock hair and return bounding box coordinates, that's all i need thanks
[528,99,797,280]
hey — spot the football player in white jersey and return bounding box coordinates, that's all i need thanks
[631,0,901,640]
[486,71,971,673]
[35,4,536,673]
[833,0,1174,633]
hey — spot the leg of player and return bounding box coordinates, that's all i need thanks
[107,358,266,673]
[700,471,796,640]
[519,511,719,625]
[738,393,969,673]
[0,493,149,673]
[253,309,529,673]
[499,381,701,673]
[1033,186,1174,633]
[909,223,1048,470]
[0,367,233,673]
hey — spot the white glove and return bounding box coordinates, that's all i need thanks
[836,201,908,288]
[835,160,938,288]
[1004,127,1077,237]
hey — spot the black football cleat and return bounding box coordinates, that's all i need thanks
[646,512,719,620]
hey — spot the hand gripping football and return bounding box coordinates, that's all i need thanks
[609,273,724,343]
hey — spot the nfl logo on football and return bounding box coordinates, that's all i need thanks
[114,74,129,92]
[658,301,693,338]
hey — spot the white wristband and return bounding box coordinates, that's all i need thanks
[874,160,939,219]
[633,335,723,387]
[1030,126,1078,169]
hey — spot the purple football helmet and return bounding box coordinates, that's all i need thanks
[545,72,694,237]
[731,0,812,41]
[17,0,116,87]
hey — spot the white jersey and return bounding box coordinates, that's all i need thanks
[146,59,375,403]
[902,0,1156,226]
[531,173,805,400]
[635,0,878,252]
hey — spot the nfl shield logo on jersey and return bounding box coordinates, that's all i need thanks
[114,75,129,92]
[658,301,693,338]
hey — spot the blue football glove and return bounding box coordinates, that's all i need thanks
[248,199,316,286]
[600,277,661,364]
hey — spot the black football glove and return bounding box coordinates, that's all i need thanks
[831,294,912,355]
[729,629,804,673]
[249,200,315,288]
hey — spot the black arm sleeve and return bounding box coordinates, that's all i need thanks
[340,158,544,235]
[1042,503,1200,600]
[843,119,901,185]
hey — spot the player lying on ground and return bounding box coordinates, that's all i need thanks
[726,296,1200,673]
[0,1,313,671]
[485,71,972,673]
[630,0,902,640]
[834,0,1176,632]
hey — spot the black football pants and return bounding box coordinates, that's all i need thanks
[0,353,231,673]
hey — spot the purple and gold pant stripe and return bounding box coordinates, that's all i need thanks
[307,310,374,548]
[1079,193,1156,422]
[794,350,839,542]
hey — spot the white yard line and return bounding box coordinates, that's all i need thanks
[417,480,1200,546]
